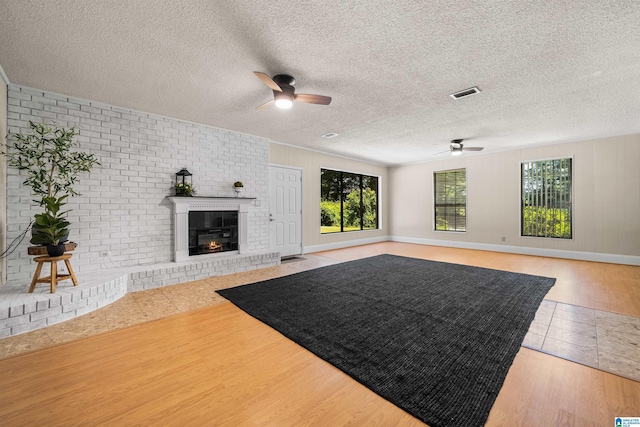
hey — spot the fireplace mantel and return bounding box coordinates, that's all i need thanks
[167,196,255,262]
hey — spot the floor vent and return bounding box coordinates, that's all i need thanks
[450,86,481,100]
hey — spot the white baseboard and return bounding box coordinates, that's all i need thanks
[304,234,640,266]
[390,236,640,266]
[304,235,391,254]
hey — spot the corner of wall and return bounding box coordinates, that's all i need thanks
[0,65,8,286]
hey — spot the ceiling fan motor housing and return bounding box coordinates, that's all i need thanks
[272,75,296,106]
[273,74,296,86]
[273,87,294,104]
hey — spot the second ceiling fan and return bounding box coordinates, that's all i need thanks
[434,139,485,156]
[254,71,332,110]
[449,139,484,156]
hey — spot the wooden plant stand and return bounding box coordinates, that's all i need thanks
[29,254,79,293]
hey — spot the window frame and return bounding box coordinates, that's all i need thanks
[320,168,380,234]
[433,168,467,233]
[519,157,574,240]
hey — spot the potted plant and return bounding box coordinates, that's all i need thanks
[175,181,195,196]
[31,196,71,256]
[233,181,243,197]
[3,121,100,256]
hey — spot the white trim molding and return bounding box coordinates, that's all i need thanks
[304,235,391,254]
[390,236,640,266]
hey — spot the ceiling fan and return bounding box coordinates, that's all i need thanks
[253,72,332,110]
[435,139,485,156]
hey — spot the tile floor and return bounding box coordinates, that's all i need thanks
[1,253,639,384]
[523,300,640,381]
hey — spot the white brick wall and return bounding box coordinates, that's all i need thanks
[6,85,270,286]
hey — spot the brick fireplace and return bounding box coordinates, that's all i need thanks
[168,197,255,262]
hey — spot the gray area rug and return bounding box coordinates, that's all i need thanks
[218,254,555,426]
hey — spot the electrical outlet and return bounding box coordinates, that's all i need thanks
[501,237,506,242]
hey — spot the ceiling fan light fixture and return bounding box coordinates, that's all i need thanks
[274,94,293,109]
[275,99,293,109]
[451,147,463,156]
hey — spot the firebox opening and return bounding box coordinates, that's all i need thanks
[189,211,239,256]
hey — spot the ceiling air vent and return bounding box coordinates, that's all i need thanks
[321,132,339,139]
[450,86,481,100]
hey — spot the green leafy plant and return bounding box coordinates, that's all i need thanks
[233,181,244,188]
[30,196,71,246]
[320,200,340,227]
[3,121,100,245]
[344,187,377,229]
[175,181,195,196]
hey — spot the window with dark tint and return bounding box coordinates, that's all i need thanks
[321,169,379,233]
[434,168,466,232]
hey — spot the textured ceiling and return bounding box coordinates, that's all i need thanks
[1,1,639,165]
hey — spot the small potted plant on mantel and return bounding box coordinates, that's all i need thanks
[3,121,100,256]
[233,181,244,197]
[175,181,195,196]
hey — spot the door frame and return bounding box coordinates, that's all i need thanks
[268,163,304,256]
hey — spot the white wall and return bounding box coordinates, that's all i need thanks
[269,143,389,251]
[389,134,640,261]
[6,85,270,286]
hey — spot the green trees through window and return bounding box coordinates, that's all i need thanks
[434,168,467,232]
[321,169,379,233]
[521,158,572,238]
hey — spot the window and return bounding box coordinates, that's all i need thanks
[434,168,467,232]
[320,169,379,233]
[521,158,572,238]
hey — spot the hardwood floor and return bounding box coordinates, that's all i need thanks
[320,242,640,317]
[0,242,639,426]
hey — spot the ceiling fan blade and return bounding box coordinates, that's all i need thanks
[433,150,451,155]
[464,147,484,151]
[256,99,275,110]
[253,71,282,92]
[294,94,332,105]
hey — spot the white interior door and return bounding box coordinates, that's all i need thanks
[269,166,303,257]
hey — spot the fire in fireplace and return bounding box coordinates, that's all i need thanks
[188,211,238,256]
[208,241,223,252]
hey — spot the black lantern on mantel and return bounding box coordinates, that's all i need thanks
[175,168,193,196]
